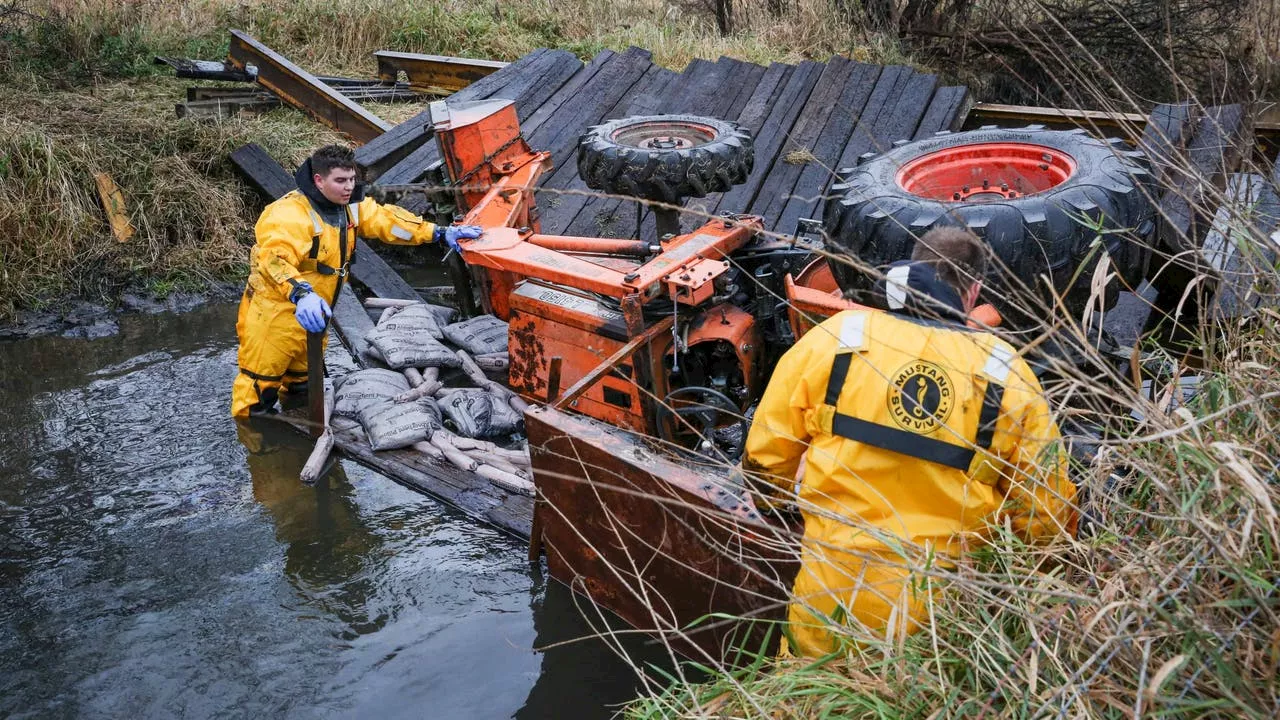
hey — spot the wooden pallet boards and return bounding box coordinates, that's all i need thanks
[356,49,548,180]
[913,85,971,139]
[700,62,792,221]
[773,61,883,236]
[716,60,769,121]
[751,57,856,231]
[561,65,683,238]
[529,47,654,233]
[716,61,823,221]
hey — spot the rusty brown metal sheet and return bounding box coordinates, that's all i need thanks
[227,30,391,144]
[375,50,507,93]
[526,405,799,661]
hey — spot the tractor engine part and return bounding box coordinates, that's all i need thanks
[824,126,1157,325]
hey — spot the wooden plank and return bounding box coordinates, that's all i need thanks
[329,423,533,538]
[832,66,921,172]
[716,61,822,221]
[356,49,548,180]
[1205,172,1280,317]
[93,172,135,243]
[229,143,295,202]
[1157,104,1250,254]
[349,238,420,299]
[374,50,576,187]
[529,47,654,233]
[718,60,769,120]
[774,62,883,235]
[227,30,391,144]
[1139,103,1198,186]
[330,290,374,362]
[912,85,971,139]
[750,57,855,227]
[702,62,793,220]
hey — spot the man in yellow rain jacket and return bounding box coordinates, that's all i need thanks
[743,227,1078,656]
[231,144,482,417]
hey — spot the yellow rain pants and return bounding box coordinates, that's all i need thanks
[743,309,1078,656]
[231,191,438,417]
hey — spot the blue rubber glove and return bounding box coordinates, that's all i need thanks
[294,291,331,333]
[435,224,483,253]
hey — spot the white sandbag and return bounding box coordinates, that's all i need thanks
[332,369,410,418]
[360,397,443,451]
[442,315,508,357]
[439,388,523,439]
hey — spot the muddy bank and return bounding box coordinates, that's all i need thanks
[0,282,243,342]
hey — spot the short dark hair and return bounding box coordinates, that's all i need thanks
[311,144,357,178]
[911,227,988,295]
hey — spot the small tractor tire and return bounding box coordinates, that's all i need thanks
[823,126,1157,323]
[577,115,754,204]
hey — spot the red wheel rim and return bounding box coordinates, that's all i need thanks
[895,142,1077,202]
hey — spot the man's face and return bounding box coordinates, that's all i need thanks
[314,167,358,205]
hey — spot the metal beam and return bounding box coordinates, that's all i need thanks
[227,30,391,144]
[375,50,507,93]
[967,102,1280,141]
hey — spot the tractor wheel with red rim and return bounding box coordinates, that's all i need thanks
[577,115,753,204]
[822,126,1157,323]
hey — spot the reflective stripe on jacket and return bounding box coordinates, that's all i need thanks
[247,191,438,304]
[745,309,1078,558]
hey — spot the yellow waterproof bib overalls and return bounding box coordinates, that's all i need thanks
[231,192,438,417]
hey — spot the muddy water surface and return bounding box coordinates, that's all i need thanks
[0,303,664,719]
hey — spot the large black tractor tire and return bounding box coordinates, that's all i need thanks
[577,115,754,204]
[823,126,1157,324]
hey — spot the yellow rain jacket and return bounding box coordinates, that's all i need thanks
[231,186,439,417]
[744,307,1077,656]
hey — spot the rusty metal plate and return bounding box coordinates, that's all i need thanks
[526,406,799,662]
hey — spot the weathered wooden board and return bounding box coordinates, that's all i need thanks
[330,420,533,538]
[773,61,883,235]
[716,61,823,220]
[349,238,420,300]
[376,50,583,188]
[230,142,295,201]
[751,57,856,229]
[912,85,972,139]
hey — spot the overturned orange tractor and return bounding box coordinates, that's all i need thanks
[423,99,1152,659]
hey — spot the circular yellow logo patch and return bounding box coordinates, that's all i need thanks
[887,361,955,433]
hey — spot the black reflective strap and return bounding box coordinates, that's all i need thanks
[332,216,350,306]
[308,234,320,259]
[825,352,853,406]
[240,367,283,382]
[831,413,976,471]
[282,370,309,379]
[975,380,1005,450]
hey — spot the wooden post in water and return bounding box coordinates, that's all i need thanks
[306,330,325,439]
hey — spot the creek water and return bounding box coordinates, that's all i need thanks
[0,302,669,719]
